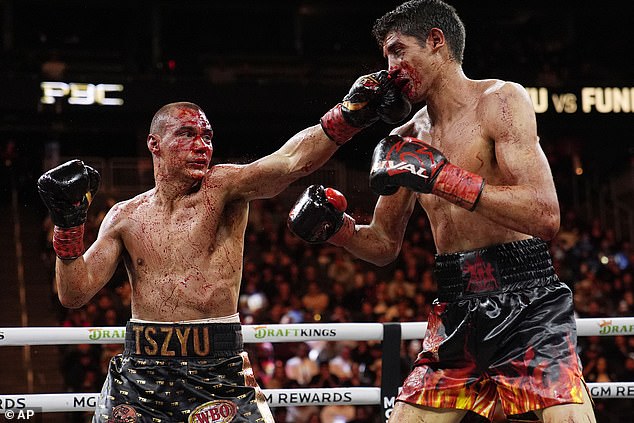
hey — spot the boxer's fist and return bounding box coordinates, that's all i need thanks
[321,70,411,145]
[370,135,485,211]
[38,159,100,228]
[288,185,355,245]
[377,73,412,125]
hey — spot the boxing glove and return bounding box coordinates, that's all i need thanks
[321,70,411,145]
[38,159,100,259]
[370,135,485,211]
[288,185,355,246]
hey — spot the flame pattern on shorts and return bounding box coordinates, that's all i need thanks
[398,282,587,420]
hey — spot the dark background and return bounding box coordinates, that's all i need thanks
[1,1,633,165]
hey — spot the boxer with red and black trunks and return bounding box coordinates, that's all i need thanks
[398,238,588,421]
[287,1,597,420]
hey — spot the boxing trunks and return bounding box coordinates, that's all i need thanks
[94,321,274,423]
[397,238,588,421]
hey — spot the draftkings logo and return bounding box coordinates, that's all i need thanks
[88,328,126,341]
[251,326,336,340]
[598,320,634,335]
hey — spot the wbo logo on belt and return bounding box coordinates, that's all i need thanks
[189,400,237,423]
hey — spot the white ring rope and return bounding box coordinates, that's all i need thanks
[1,318,633,346]
[1,383,633,414]
[2,319,633,414]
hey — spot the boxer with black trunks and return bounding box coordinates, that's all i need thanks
[287,1,596,422]
[37,71,411,422]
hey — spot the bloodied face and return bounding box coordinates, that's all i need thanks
[382,32,436,104]
[152,105,214,181]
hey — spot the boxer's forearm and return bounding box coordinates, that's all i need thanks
[277,124,340,178]
[55,254,115,309]
[472,184,560,240]
[243,125,339,200]
[340,189,416,266]
[55,258,94,308]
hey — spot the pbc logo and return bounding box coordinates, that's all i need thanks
[41,81,124,106]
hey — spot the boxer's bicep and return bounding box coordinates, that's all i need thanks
[490,84,557,199]
[86,216,124,288]
[476,83,560,239]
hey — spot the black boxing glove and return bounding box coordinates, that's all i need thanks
[38,159,100,259]
[288,185,355,246]
[321,70,411,145]
[370,135,485,211]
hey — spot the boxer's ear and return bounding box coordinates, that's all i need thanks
[147,134,160,155]
[428,27,445,52]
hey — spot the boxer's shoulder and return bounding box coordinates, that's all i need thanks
[203,163,243,181]
[478,79,531,111]
[102,191,152,224]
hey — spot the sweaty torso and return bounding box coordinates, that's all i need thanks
[399,80,530,253]
[111,166,248,321]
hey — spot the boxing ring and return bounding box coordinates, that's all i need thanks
[2,318,634,418]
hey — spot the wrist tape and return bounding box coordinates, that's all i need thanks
[53,225,85,260]
[329,214,355,246]
[320,104,362,145]
[432,163,485,211]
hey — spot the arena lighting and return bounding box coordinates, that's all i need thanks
[40,81,124,106]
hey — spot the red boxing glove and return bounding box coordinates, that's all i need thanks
[370,135,485,211]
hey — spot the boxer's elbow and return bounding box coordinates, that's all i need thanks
[365,241,401,267]
[59,294,87,309]
[57,287,89,309]
[534,210,560,241]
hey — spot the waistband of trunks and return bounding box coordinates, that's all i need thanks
[125,321,243,358]
[434,238,558,302]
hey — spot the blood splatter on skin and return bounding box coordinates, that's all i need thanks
[56,98,342,323]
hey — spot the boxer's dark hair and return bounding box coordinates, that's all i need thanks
[372,0,466,64]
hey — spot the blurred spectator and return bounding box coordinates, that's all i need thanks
[385,268,415,302]
[302,280,330,320]
[285,342,319,386]
[329,346,354,382]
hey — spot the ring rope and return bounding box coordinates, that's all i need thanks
[1,383,633,413]
[2,319,633,414]
[1,318,632,346]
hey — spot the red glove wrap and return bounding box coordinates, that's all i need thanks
[432,163,485,211]
[328,213,355,246]
[320,104,362,145]
[53,225,85,260]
